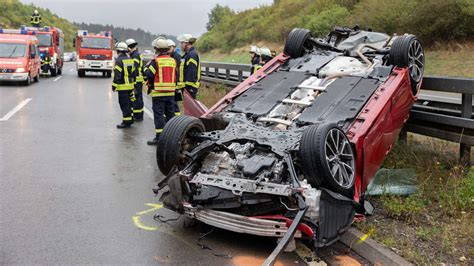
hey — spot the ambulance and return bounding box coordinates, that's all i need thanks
[0,29,41,85]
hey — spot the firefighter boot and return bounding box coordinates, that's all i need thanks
[147,135,160,146]
[116,122,132,129]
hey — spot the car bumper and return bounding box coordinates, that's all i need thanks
[77,59,113,71]
[0,73,29,81]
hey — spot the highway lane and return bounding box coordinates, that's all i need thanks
[0,62,303,265]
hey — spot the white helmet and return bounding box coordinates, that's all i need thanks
[249,45,258,53]
[259,47,272,57]
[115,42,128,52]
[125,38,137,47]
[177,34,196,43]
[34,10,39,15]
[151,36,166,48]
[167,39,176,47]
[154,38,170,49]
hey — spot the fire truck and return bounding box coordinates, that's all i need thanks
[23,26,64,77]
[74,30,114,78]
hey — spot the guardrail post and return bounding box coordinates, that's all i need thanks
[205,67,209,77]
[226,69,230,80]
[238,70,243,82]
[214,68,219,79]
[460,92,472,166]
[398,129,408,145]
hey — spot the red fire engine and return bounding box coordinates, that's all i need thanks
[74,30,114,78]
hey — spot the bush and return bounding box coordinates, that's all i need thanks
[304,5,350,37]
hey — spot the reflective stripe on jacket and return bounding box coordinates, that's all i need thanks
[130,50,144,83]
[182,47,200,89]
[112,54,136,91]
[146,55,176,97]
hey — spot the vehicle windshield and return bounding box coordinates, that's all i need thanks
[81,37,111,49]
[36,33,52,47]
[0,43,27,58]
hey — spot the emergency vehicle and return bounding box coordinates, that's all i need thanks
[74,30,114,77]
[0,29,41,85]
[22,26,64,76]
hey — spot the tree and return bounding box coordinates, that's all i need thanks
[206,4,234,31]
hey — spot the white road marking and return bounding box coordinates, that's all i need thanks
[53,76,62,82]
[144,107,153,119]
[0,98,32,121]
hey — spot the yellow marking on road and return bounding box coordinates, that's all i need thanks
[136,203,163,216]
[132,215,158,231]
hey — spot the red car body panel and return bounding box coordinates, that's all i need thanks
[184,55,419,202]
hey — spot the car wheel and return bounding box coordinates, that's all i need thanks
[50,66,57,77]
[390,35,424,93]
[284,28,312,58]
[58,67,62,75]
[22,74,31,86]
[157,115,205,175]
[299,123,356,196]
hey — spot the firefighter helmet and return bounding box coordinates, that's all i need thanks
[154,38,170,49]
[177,34,196,43]
[249,45,258,54]
[125,39,137,48]
[34,10,39,15]
[115,42,128,52]
[259,47,272,57]
[167,39,176,47]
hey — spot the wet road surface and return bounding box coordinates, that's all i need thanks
[0,63,305,265]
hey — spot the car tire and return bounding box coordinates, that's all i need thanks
[58,67,62,75]
[50,66,57,77]
[284,28,312,58]
[390,35,424,93]
[157,115,205,175]
[22,74,31,86]
[299,123,356,196]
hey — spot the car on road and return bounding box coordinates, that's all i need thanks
[154,26,424,260]
[0,29,41,85]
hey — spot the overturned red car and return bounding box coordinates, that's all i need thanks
[154,26,424,262]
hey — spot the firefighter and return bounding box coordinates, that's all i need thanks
[30,10,42,27]
[112,42,136,129]
[144,38,177,145]
[168,39,182,116]
[177,34,200,99]
[40,52,51,74]
[249,45,261,74]
[256,46,273,71]
[126,38,144,122]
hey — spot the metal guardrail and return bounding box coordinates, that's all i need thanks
[200,61,474,164]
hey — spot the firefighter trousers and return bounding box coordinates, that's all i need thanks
[185,86,198,99]
[152,96,175,136]
[133,82,144,119]
[118,90,134,124]
[174,89,182,116]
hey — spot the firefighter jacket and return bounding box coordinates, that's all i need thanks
[112,54,136,91]
[179,47,200,89]
[145,55,177,97]
[30,15,42,25]
[170,51,181,86]
[129,49,144,84]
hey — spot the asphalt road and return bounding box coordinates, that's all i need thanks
[0,62,305,265]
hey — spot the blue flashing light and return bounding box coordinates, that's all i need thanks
[83,31,87,36]
[104,32,109,37]
[44,26,50,32]
[20,30,27,35]
[0,29,3,33]
[32,31,36,35]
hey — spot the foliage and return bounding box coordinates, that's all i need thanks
[0,0,78,51]
[197,0,474,52]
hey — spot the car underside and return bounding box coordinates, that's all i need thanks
[154,26,424,264]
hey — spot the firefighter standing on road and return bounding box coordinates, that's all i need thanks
[112,42,136,129]
[144,38,177,145]
[177,34,200,99]
[30,10,42,27]
[168,39,182,116]
[126,39,145,122]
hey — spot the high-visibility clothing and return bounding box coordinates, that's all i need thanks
[30,15,41,25]
[130,50,145,83]
[145,55,177,97]
[112,54,136,91]
[182,47,200,89]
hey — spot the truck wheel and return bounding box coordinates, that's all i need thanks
[157,115,205,175]
[284,28,312,58]
[78,70,85,77]
[106,71,112,78]
[389,35,424,93]
[33,71,39,82]
[299,123,356,197]
[50,66,57,77]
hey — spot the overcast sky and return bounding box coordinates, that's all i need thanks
[20,0,273,36]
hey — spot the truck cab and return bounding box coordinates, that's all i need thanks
[24,26,64,77]
[74,30,114,78]
[0,29,41,85]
